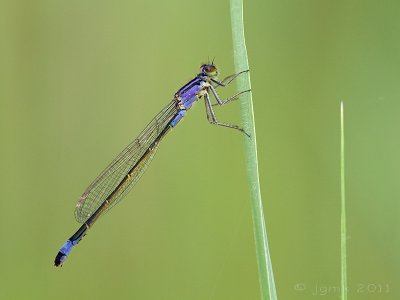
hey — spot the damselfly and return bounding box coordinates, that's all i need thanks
[54,63,250,267]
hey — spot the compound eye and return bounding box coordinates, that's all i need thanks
[200,64,218,77]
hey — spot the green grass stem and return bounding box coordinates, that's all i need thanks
[230,1,277,299]
[340,101,348,300]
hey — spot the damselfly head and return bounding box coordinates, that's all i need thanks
[200,64,218,78]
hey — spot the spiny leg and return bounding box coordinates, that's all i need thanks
[211,69,249,87]
[209,85,251,106]
[204,92,250,137]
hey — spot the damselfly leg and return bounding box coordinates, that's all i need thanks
[203,70,251,137]
[213,70,249,87]
[210,70,251,106]
[204,92,250,137]
[210,87,251,106]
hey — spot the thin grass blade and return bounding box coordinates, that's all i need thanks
[340,101,348,300]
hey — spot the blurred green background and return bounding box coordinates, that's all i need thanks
[1,0,399,299]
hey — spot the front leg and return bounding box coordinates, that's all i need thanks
[211,69,249,87]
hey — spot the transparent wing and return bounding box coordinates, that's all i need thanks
[74,100,178,223]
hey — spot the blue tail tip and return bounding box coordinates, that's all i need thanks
[54,251,68,267]
[54,240,74,267]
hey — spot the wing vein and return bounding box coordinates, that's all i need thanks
[74,100,178,223]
